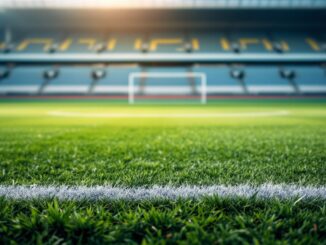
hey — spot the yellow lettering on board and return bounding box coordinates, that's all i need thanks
[239,38,260,50]
[262,39,273,51]
[134,38,143,50]
[58,38,73,51]
[16,39,53,51]
[107,39,117,51]
[305,38,320,51]
[220,38,231,50]
[149,39,183,51]
[191,38,200,50]
[78,38,97,49]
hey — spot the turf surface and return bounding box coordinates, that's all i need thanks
[0,100,325,244]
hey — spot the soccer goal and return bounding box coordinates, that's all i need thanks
[128,72,207,104]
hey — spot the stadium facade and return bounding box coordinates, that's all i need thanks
[0,0,325,101]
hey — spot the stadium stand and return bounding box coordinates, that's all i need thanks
[244,66,296,94]
[92,65,142,94]
[43,67,94,94]
[288,66,326,93]
[0,67,45,94]
[193,65,244,94]
[0,0,325,99]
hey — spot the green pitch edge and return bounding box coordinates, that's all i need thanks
[0,97,326,104]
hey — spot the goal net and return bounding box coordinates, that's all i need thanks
[128,72,207,104]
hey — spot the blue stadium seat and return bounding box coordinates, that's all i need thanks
[0,30,4,49]
[59,33,104,54]
[272,32,320,53]
[3,31,324,56]
[42,67,93,94]
[289,66,326,93]
[228,31,271,53]
[147,32,185,53]
[193,65,244,94]
[92,65,142,94]
[14,32,65,53]
[108,33,143,54]
[244,66,295,94]
[189,32,231,53]
[0,66,45,94]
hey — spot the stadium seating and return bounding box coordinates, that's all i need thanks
[42,67,94,94]
[0,0,325,99]
[1,64,326,96]
[193,65,244,94]
[244,66,295,94]
[93,65,142,94]
[1,31,325,56]
[288,66,326,93]
[0,67,45,94]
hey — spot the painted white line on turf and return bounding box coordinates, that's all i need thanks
[0,184,325,201]
[47,111,290,118]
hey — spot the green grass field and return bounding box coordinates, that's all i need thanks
[0,100,325,244]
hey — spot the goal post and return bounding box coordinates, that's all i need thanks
[128,72,207,104]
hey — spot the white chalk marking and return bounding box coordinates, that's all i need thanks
[0,184,325,201]
[48,111,290,118]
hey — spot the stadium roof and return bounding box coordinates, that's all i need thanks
[0,0,325,9]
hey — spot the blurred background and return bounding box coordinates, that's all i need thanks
[0,0,325,102]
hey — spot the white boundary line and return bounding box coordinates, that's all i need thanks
[0,184,325,201]
[128,72,207,104]
[48,110,290,118]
